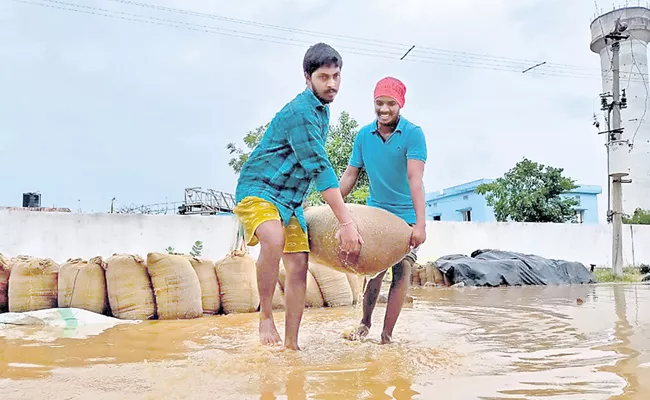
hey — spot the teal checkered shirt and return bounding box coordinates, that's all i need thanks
[235,88,339,232]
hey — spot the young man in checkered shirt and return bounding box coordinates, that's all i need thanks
[234,43,363,350]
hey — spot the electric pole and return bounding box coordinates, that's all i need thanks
[611,39,625,277]
[600,19,631,277]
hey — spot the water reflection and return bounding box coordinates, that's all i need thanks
[0,284,648,399]
[597,284,650,400]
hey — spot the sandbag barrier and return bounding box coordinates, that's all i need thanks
[410,262,447,287]
[0,253,11,313]
[0,251,366,320]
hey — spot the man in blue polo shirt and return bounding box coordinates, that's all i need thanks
[340,76,427,344]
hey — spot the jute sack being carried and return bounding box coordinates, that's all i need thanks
[278,263,324,308]
[305,204,412,275]
[0,253,10,313]
[105,254,156,320]
[58,256,108,314]
[146,253,203,320]
[215,250,259,314]
[8,257,59,313]
[184,256,220,315]
[309,262,353,307]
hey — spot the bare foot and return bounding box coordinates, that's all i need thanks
[380,332,392,344]
[284,339,301,351]
[259,318,282,346]
[343,323,370,341]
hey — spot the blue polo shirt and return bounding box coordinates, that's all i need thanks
[349,116,427,224]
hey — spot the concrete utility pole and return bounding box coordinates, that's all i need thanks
[603,19,631,277]
[611,39,625,277]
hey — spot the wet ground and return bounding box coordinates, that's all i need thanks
[0,283,648,399]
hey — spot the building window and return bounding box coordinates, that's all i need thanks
[433,202,438,207]
[463,195,469,200]
[576,210,585,224]
[462,210,472,222]
[574,195,581,206]
[433,215,441,221]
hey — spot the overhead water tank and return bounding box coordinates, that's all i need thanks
[22,192,41,208]
[591,7,650,214]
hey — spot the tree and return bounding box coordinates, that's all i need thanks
[623,208,650,225]
[226,111,369,205]
[226,122,270,173]
[306,111,369,206]
[475,158,579,223]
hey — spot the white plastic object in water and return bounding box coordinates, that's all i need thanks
[0,307,140,341]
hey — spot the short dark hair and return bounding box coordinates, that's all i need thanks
[303,43,343,77]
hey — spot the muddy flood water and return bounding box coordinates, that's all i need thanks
[1,283,649,399]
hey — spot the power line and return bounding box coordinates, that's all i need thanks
[104,0,603,75]
[9,0,405,59]
[103,0,588,69]
[11,0,650,82]
[26,0,408,56]
[13,0,564,76]
[4,0,602,78]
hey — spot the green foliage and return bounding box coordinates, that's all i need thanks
[640,264,650,275]
[226,122,270,173]
[623,208,650,225]
[594,267,643,283]
[164,240,203,257]
[306,111,369,206]
[190,240,203,257]
[226,111,369,205]
[475,158,579,223]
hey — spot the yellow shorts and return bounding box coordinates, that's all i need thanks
[233,196,310,253]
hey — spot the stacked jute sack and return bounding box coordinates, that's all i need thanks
[0,204,416,319]
[410,261,446,287]
[0,251,364,320]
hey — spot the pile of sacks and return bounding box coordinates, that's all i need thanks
[0,204,423,319]
[0,251,363,320]
[410,262,446,287]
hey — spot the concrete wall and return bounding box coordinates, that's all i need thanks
[0,210,241,264]
[1,210,649,268]
[418,221,650,268]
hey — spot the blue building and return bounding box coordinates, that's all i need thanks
[426,179,602,224]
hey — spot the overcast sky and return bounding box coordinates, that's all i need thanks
[0,0,633,220]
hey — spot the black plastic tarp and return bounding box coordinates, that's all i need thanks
[435,249,596,287]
